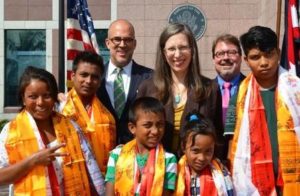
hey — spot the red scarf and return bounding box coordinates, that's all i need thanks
[134,147,156,196]
[184,165,217,196]
[38,129,60,196]
[249,79,276,195]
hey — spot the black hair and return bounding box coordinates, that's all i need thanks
[72,51,104,75]
[128,97,166,124]
[240,26,278,56]
[18,66,58,108]
[180,111,217,150]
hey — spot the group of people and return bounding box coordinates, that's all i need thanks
[0,18,299,196]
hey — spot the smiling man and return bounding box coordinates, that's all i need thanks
[58,51,116,175]
[97,19,152,145]
[212,34,245,125]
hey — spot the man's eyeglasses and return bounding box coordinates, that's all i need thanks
[109,37,135,45]
[214,50,239,58]
[164,45,191,55]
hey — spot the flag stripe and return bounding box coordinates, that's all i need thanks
[281,0,300,76]
[67,0,100,88]
[67,49,81,61]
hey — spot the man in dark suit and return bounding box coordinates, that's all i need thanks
[212,34,245,124]
[97,19,152,144]
[212,34,245,163]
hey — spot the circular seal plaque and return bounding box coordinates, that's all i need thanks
[168,4,207,40]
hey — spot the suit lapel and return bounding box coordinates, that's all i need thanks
[127,61,141,105]
[99,79,117,117]
[98,63,117,118]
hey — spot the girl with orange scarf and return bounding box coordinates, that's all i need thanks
[0,66,104,195]
[105,97,177,196]
[174,112,233,196]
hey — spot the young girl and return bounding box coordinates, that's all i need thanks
[174,112,233,196]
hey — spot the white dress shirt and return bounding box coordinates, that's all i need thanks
[105,60,133,108]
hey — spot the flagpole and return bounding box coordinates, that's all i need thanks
[276,0,283,47]
[59,0,65,92]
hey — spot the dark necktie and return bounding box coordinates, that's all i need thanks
[114,68,126,118]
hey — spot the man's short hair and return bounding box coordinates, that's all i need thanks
[212,34,242,58]
[72,51,104,75]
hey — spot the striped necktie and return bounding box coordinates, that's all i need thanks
[114,68,126,118]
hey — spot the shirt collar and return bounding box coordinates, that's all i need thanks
[107,60,133,76]
[217,73,241,87]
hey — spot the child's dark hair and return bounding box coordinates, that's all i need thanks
[18,66,58,109]
[128,97,165,124]
[72,51,104,76]
[240,25,278,56]
[180,111,217,150]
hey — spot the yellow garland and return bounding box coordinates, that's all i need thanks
[115,139,165,195]
[6,111,91,195]
[61,88,116,173]
[173,155,187,196]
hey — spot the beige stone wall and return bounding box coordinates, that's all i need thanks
[117,0,281,78]
[3,0,280,79]
[5,0,52,20]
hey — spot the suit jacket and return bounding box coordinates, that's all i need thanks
[97,60,153,145]
[215,73,246,163]
[137,76,225,160]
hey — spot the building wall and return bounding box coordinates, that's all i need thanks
[0,0,282,119]
[117,0,282,77]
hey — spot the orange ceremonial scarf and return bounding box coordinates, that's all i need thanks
[5,110,91,195]
[230,68,300,195]
[60,88,116,173]
[174,156,233,196]
[115,139,165,196]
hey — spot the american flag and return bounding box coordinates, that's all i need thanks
[67,0,100,87]
[281,0,300,76]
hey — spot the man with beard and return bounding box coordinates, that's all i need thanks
[212,34,245,125]
[97,19,152,145]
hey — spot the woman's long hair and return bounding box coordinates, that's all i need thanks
[153,23,207,104]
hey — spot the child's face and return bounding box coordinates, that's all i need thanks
[128,111,165,151]
[184,133,214,175]
[244,48,279,85]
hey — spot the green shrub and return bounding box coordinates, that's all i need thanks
[0,119,9,132]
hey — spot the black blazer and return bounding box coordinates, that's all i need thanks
[97,60,153,145]
[214,73,246,162]
[137,76,225,160]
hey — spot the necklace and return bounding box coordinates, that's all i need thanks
[173,83,186,105]
[175,94,181,104]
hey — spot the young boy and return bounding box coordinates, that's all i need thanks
[225,26,300,195]
[105,97,177,195]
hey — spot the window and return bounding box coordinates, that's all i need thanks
[95,29,110,64]
[5,30,46,106]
